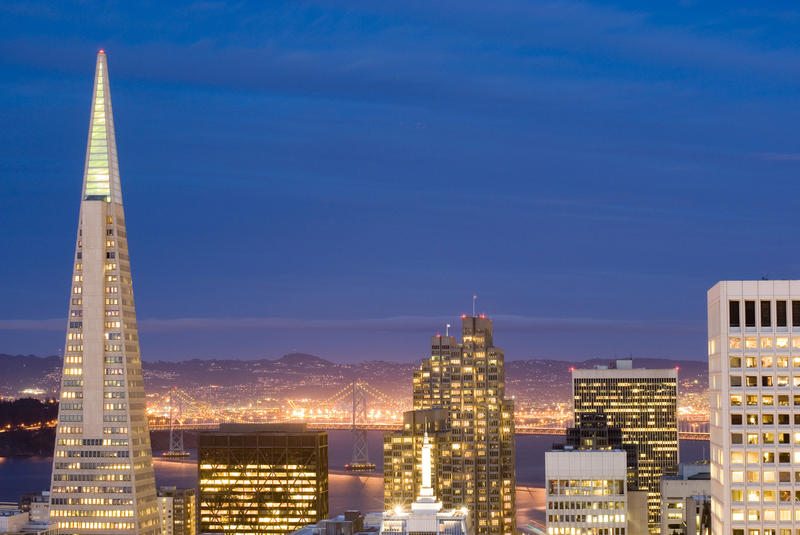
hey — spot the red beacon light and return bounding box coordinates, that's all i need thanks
[461,314,467,318]
[569,367,575,372]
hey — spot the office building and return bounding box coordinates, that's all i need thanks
[707,281,800,534]
[48,51,160,535]
[545,449,638,535]
[18,492,50,523]
[157,487,196,535]
[379,433,472,535]
[383,408,449,506]
[549,417,648,535]
[290,510,380,535]
[0,504,58,535]
[572,360,679,533]
[659,461,710,535]
[384,316,515,535]
[559,411,638,476]
[198,423,328,535]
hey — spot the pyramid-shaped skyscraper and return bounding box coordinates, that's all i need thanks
[49,51,160,535]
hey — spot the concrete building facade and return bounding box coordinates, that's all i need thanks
[659,462,710,535]
[708,281,800,534]
[545,449,635,535]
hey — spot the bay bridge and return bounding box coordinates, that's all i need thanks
[153,381,710,458]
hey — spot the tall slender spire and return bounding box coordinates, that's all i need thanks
[419,431,434,499]
[83,50,122,203]
[49,51,160,535]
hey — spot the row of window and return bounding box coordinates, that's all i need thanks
[732,509,800,523]
[731,394,799,406]
[729,337,800,350]
[731,432,800,445]
[546,513,625,524]
[730,375,800,387]
[732,356,800,368]
[730,471,800,484]
[732,414,800,425]
[730,300,800,328]
[548,500,625,510]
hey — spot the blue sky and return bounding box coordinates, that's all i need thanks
[2,1,800,362]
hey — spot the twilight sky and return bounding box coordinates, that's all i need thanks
[2,1,800,363]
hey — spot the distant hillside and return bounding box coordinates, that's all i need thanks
[0,354,62,398]
[2,353,707,404]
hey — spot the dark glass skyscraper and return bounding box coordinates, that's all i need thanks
[198,423,328,535]
[572,361,679,534]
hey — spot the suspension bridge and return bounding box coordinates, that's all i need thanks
[152,381,711,463]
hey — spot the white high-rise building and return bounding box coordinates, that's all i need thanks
[48,51,160,535]
[708,281,800,534]
[545,449,637,535]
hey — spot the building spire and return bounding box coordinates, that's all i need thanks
[83,50,122,204]
[420,431,434,499]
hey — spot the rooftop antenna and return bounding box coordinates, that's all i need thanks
[473,294,477,316]
[446,323,451,337]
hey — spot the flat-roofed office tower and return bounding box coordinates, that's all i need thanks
[385,316,516,535]
[198,424,328,535]
[49,51,160,535]
[708,281,800,535]
[572,361,678,534]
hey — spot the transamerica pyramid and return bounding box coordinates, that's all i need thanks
[49,51,160,535]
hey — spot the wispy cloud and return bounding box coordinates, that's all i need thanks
[0,314,702,335]
[753,152,800,162]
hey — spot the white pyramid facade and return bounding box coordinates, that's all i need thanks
[49,51,160,535]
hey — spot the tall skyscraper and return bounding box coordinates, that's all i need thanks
[572,360,678,534]
[384,316,516,535]
[49,51,160,535]
[708,281,800,534]
[198,423,328,535]
[379,432,472,535]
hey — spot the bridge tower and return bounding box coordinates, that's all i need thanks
[163,389,190,459]
[346,379,375,471]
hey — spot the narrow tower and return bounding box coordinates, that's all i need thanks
[49,51,160,535]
